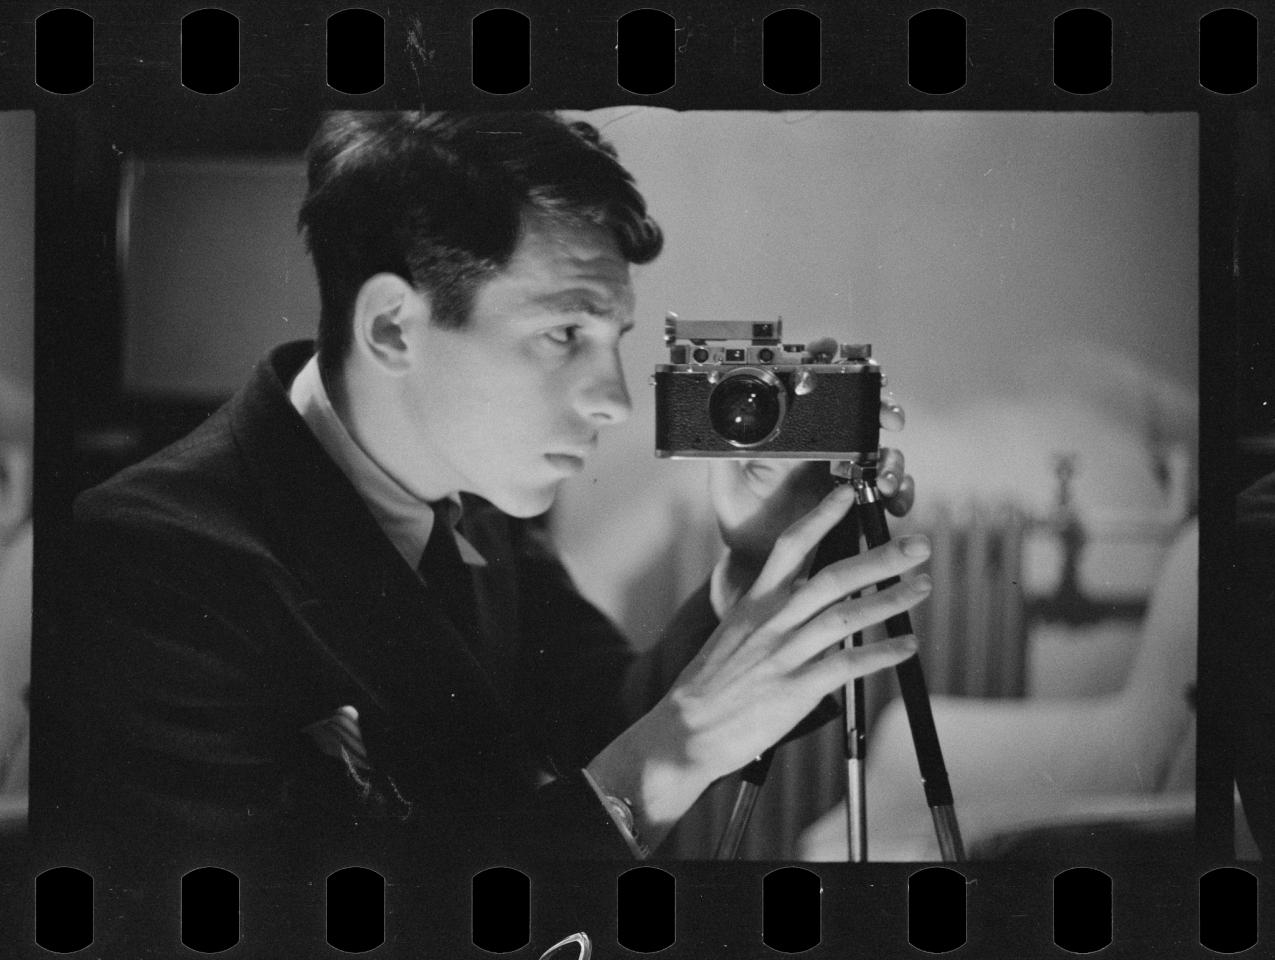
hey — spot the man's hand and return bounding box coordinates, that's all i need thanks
[587,484,931,843]
[708,395,915,611]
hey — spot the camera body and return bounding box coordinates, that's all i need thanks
[653,315,883,459]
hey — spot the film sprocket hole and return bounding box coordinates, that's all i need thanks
[652,314,883,459]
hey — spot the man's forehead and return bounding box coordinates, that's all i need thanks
[520,215,626,265]
[503,216,634,295]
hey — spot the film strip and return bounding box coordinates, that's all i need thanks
[19,862,1264,954]
[14,5,1272,97]
[14,5,1269,98]
[0,1,1271,956]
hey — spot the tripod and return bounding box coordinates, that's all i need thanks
[714,458,965,862]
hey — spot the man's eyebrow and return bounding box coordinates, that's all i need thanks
[531,289,615,308]
[529,289,635,324]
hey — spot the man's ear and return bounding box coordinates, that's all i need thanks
[351,273,429,374]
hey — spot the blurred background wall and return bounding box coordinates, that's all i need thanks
[0,112,34,386]
[121,158,315,397]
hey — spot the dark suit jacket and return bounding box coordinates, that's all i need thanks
[47,341,717,861]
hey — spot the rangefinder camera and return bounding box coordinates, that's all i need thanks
[653,315,883,459]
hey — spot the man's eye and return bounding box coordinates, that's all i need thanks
[545,325,581,345]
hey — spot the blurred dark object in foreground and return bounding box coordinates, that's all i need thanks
[974,805,1195,861]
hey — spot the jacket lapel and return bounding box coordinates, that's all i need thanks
[226,343,533,786]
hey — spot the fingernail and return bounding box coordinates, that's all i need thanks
[899,535,930,557]
[892,635,918,654]
[880,471,898,491]
[913,573,933,592]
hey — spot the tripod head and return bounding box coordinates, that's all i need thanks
[829,454,882,486]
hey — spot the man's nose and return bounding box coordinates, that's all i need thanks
[578,351,632,426]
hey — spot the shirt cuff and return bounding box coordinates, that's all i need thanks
[580,767,650,860]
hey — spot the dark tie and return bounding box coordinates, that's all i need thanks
[419,501,483,649]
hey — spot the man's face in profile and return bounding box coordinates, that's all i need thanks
[400,213,637,517]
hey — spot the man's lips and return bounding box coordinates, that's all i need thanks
[545,452,587,473]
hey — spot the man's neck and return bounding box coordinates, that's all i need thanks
[326,359,458,505]
[319,362,351,424]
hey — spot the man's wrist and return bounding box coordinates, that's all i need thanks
[586,707,713,854]
[580,766,649,859]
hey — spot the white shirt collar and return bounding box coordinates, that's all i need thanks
[288,354,486,570]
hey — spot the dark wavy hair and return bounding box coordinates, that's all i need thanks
[298,111,664,381]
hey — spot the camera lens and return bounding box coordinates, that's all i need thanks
[708,369,785,447]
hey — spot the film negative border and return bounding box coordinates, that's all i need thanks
[0,0,1272,111]
[14,859,1267,955]
[0,0,1268,957]
[17,5,1266,100]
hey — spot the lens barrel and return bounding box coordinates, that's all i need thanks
[707,368,786,447]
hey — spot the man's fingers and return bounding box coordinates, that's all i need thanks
[791,635,918,701]
[751,484,858,593]
[806,336,839,358]
[776,576,931,668]
[768,535,931,630]
[879,396,905,432]
[877,447,906,497]
[885,474,916,517]
[879,446,905,475]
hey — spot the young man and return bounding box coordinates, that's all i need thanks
[49,112,928,859]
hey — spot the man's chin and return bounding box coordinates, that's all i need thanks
[485,482,561,519]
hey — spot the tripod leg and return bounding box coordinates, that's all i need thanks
[854,481,966,862]
[813,497,869,861]
[844,669,868,861]
[714,750,773,859]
